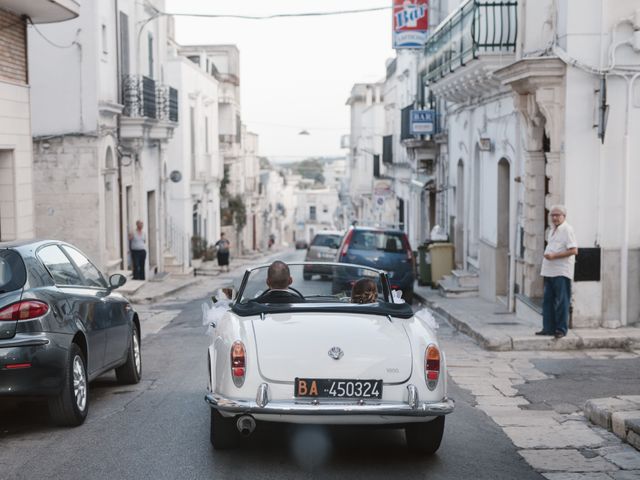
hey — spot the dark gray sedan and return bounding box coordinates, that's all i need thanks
[0,240,141,426]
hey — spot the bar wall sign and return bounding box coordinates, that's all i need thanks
[410,109,434,135]
[393,0,429,49]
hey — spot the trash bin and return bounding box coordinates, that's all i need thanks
[428,242,454,287]
[417,243,432,286]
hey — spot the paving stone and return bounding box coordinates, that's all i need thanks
[519,449,620,473]
[467,385,502,396]
[543,474,615,480]
[611,411,640,439]
[627,431,640,451]
[609,471,640,480]
[602,447,640,470]
[554,403,581,414]
[504,424,606,449]
[490,411,561,428]
[617,396,640,406]
[475,395,529,407]
[492,383,520,396]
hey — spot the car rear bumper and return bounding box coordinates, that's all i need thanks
[205,392,454,418]
[0,333,69,396]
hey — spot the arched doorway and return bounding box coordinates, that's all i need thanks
[455,159,465,267]
[496,158,511,296]
[104,147,116,261]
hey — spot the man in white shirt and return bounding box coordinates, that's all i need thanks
[537,205,578,339]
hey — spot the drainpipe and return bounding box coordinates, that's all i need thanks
[618,72,640,327]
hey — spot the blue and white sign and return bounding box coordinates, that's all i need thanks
[410,109,435,135]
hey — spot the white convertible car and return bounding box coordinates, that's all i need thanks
[204,262,454,454]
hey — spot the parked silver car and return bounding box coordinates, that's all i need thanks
[303,231,343,280]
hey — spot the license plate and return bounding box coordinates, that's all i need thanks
[295,378,383,399]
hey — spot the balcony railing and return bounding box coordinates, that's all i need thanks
[122,75,178,122]
[425,0,517,83]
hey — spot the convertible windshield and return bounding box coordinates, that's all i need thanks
[237,263,388,304]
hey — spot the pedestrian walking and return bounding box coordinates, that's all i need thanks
[215,232,231,272]
[536,205,578,339]
[129,220,147,280]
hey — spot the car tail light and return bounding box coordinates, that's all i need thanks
[425,344,440,391]
[230,341,246,387]
[402,234,414,262]
[0,301,49,321]
[339,230,354,257]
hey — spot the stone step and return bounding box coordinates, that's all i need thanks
[451,269,479,287]
[164,262,187,274]
[438,276,479,298]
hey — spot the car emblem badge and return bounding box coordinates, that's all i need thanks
[328,346,344,360]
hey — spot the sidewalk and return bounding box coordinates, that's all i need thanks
[414,284,640,352]
[120,249,283,304]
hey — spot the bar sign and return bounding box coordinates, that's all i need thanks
[410,109,434,135]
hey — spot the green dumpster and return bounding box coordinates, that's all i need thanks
[417,243,432,286]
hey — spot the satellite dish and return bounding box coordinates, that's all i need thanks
[169,170,182,183]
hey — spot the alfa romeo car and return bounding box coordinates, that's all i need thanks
[204,262,453,454]
[0,240,142,427]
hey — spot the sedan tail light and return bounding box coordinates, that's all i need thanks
[230,341,246,387]
[425,344,440,391]
[402,234,414,262]
[0,301,49,321]
[339,230,354,257]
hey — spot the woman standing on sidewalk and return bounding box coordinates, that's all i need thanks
[215,232,231,272]
[129,220,147,280]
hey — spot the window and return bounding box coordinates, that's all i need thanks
[62,246,106,288]
[101,24,108,54]
[205,116,210,153]
[373,154,380,178]
[401,105,413,140]
[322,205,329,214]
[37,245,82,286]
[382,135,393,164]
[147,32,154,79]
[351,231,404,252]
[309,206,317,221]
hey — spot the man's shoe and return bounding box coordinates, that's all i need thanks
[535,330,553,336]
[554,331,566,339]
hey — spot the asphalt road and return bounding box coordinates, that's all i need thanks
[0,250,546,479]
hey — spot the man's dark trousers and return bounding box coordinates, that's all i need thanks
[542,276,571,335]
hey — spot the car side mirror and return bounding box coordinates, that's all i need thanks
[109,273,127,289]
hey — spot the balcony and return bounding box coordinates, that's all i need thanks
[120,75,178,147]
[424,0,517,102]
[0,0,79,23]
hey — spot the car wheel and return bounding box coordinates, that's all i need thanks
[405,416,445,455]
[115,325,142,385]
[303,273,311,281]
[48,343,89,427]
[210,409,240,450]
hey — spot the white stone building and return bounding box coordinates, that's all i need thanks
[0,1,79,242]
[294,186,341,244]
[165,43,222,272]
[425,0,640,327]
[29,0,178,277]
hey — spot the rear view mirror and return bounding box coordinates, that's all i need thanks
[109,273,127,289]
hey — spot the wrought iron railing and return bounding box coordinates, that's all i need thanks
[424,0,517,83]
[123,75,179,122]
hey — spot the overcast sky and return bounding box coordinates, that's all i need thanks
[165,1,395,162]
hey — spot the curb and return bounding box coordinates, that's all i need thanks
[584,396,640,452]
[129,277,202,304]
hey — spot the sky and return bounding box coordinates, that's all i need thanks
[165,1,396,163]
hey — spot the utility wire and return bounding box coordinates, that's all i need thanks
[166,6,391,21]
[26,17,77,49]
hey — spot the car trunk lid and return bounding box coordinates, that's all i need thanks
[252,312,413,383]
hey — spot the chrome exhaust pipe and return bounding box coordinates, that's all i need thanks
[236,415,256,436]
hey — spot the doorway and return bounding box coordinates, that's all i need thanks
[496,158,510,296]
[147,190,157,271]
[455,159,465,267]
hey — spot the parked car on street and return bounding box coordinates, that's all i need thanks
[205,262,453,453]
[294,239,308,250]
[0,240,141,426]
[333,227,416,303]
[303,230,343,280]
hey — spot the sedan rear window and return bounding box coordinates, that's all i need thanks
[311,234,341,248]
[0,249,27,293]
[350,231,405,252]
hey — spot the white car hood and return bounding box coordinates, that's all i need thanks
[252,312,413,383]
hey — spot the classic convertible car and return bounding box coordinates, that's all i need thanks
[204,262,454,454]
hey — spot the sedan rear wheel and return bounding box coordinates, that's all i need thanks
[210,409,241,450]
[48,343,88,427]
[115,325,142,384]
[405,416,445,455]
